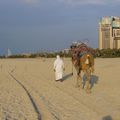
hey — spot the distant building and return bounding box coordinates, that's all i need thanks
[62,49,70,54]
[6,48,12,57]
[99,16,120,49]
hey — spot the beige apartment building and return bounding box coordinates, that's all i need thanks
[99,16,120,49]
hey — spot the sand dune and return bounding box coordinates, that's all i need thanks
[0,58,120,120]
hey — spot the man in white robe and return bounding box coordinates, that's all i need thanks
[54,55,65,81]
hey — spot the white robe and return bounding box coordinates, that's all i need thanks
[54,57,64,81]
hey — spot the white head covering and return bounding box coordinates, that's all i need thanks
[56,55,60,59]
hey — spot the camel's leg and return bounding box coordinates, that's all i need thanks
[85,68,91,93]
[75,75,82,87]
[76,73,83,89]
[75,75,79,88]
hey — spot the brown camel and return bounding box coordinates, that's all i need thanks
[71,43,95,93]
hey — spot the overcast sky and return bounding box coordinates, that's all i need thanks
[0,0,120,55]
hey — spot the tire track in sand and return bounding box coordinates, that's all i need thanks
[8,72,41,120]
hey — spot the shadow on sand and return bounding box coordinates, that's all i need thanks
[62,73,73,81]
[62,73,99,88]
[102,115,113,120]
[83,74,99,89]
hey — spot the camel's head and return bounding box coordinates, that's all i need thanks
[87,54,90,58]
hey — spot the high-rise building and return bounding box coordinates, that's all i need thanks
[99,16,120,49]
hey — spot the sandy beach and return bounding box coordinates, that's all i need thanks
[0,58,120,120]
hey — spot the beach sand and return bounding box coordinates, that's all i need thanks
[0,58,120,120]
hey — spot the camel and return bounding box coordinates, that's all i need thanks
[71,42,95,93]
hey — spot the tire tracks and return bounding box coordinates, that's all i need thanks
[11,72,62,120]
[8,72,41,120]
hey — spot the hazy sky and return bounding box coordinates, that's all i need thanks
[0,0,120,55]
